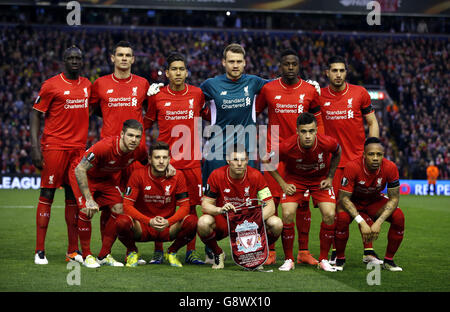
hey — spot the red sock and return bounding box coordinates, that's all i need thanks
[100,208,111,241]
[335,211,351,259]
[65,199,79,253]
[269,197,280,250]
[116,215,138,254]
[186,206,199,252]
[296,201,311,250]
[168,215,197,253]
[200,231,222,255]
[360,212,374,249]
[78,211,92,258]
[385,209,405,259]
[36,196,52,252]
[98,211,119,259]
[282,223,295,261]
[319,221,335,261]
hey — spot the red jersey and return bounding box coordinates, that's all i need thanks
[90,74,149,139]
[144,84,205,169]
[79,136,147,181]
[340,157,400,206]
[123,166,189,226]
[256,78,323,150]
[33,73,91,150]
[204,165,272,208]
[279,133,339,185]
[319,83,374,167]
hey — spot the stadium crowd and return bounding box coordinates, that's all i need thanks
[0,21,448,180]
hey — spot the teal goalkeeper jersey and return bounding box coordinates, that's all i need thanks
[200,74,268,156]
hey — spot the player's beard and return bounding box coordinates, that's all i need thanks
[151,163,168,176]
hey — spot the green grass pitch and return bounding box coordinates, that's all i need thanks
[0,189,449,292]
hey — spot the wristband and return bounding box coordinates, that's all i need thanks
[354,215,364,224]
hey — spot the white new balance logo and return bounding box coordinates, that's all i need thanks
[275,95,281,99]
[224,189,230,193]
[145,186,152,190]
[358,181,366,185]
[164,102,171,106]
[324,102,331,106]
[108,160,116,164]
[220,91,227,95]
[106,89,113,94]
[64,91,70,95]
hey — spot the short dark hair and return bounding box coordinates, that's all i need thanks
[364,137,382,147]
[63,45,82,59]
[149,141,170,156]
[223,43,245,59]
[327,55,347,69]
[279,49,299,61]
[166,52,186,69]
[297,112,317,127]
[122,119,143,133]
[113,41,134,56]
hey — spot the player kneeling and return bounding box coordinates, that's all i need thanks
[116,141,197,267]
[334,137,404,272]
[197,145,283,269]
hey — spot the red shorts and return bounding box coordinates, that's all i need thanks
[40,149,84,188]
[138,222,171,242]
[68,167,123,210]
[263,161,286,199]
[281,181,336,205]
[354,196,393,218]
[179,167,202,206]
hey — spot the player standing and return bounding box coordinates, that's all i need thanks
[335,137,404,271]
[31,46,90,264]
[317,55,381,264]
[144,52,208,264]
[115,141,197,267]
[256,49,324,265]
[265,113,341,272]
[69,119,147,268]
[198,145,283,269]
[89,41,150,251]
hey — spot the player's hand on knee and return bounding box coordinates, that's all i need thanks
[147,83,164,96]
[359,220,372,243]
[319,177,333,190]
[306,79,321,96]
[370,222,382,241]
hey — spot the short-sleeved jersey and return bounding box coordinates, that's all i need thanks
[79,136,147,181]
[256,78,321,150]
[123,166,189,224]
[319,83,374,167]
[204,165,272,209]
[33,73,91,150]
[340,157,400,206]
[144,84,205,169]
[90,74,149,139]
[279,133,339,185]
[200,74,267,154]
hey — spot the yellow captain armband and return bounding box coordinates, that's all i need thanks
[257,187,272,201]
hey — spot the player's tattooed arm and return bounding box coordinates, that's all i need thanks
[74,157,94,201]
[375,186,400,224]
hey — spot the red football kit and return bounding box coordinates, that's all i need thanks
[145,84,206,206]
[335,156,404,261]
[203,165,273,239]
[122,166,190,241]
[33,72,91,254]
[256,78,324,198]
[90,74,149,139]
[278,133,339,204]
[69,136,148,209]
[319,82,374,193]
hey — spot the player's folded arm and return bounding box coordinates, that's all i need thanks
[167,193,190,226]
[338,189,359,218]
[122,196,151,225]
